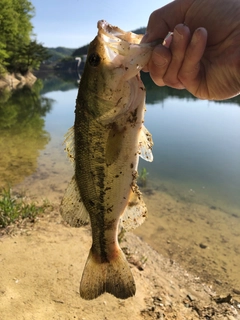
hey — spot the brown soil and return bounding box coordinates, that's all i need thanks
[0,206,239,320]
[135,188,240,298]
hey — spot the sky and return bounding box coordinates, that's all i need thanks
[30,0,172,48]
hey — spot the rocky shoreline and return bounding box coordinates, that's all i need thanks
[0,72,36,91]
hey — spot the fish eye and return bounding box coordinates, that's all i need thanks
[88,53,101,67]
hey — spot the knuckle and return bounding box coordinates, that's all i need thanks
[149,9,160,22]
[163,75,182,88]
[151,76,165,87]
[152,47,171,67]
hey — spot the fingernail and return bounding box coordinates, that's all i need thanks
[191,28,201,44]
[173,27,184,42]
[162,32,173,46]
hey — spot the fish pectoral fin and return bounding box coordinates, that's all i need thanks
[63,126,75,165]
[138,125,153,162]
[80,247,135,300]
[60,175,89,227]
[120,189,147,231]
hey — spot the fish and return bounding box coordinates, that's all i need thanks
[60,20,154,300]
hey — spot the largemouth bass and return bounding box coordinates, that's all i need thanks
[60,20,154,300]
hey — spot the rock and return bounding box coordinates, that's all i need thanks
[0,72,36,90]
[199,243,208,249]
[233,288,240,295]
[187,293,196,301]
[214,294,232,304]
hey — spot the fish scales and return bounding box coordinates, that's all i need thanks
[61,20,154,300]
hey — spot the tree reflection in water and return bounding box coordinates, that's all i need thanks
[0,80,54,188]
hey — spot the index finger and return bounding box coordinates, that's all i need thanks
[141,0,194,43]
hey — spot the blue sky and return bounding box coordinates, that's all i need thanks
[31,0,171,48]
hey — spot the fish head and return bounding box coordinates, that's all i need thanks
[81,21,154,105]
[85,20,153,79]
[79,20,156,121]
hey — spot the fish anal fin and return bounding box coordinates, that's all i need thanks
[80,247,135,300]
[139,125,153,162]
[60,175,89,227]
[120,189,147,231]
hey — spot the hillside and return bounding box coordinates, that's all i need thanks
[46,47,76,63]
[39,27,147,73]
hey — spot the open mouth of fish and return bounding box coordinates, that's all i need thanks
[96,20,155,76]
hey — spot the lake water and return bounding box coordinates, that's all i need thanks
[0,74,240,295]
[142,92,240,216]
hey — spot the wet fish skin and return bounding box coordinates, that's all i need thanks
[61,20,154,300]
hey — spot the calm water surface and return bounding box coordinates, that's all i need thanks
[142,96,240,215]
[1,75,240,214]
[41,80,240,216]
[1,75,240,292]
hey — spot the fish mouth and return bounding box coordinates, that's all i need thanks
[96,20,153,70]
[97,20,143,44]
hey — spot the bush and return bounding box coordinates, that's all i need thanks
[0,187,47,228]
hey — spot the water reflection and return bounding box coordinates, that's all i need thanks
[0,80,53,188]
[133,72,240,217]
[142,72,240,106]
[40,74,78,94]
[1,74,239,213]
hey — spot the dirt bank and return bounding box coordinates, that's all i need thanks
[0,208,239,320]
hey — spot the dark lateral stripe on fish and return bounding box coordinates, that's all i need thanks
[92,164,116,263]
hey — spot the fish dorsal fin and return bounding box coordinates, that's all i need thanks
[60,175,89,227]
[120,188,147,231]
[64,126,75,165]
[139,125,153,162]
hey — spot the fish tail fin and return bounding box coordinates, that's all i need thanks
[80,247,136,300]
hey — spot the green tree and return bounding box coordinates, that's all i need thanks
[9,40,51,74]
[0,0,18,73]
[0,43,9,74]
[0,0,50,74]
[4,0,34,73]
[26,41,51,70]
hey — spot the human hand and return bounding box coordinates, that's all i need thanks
[142,0,240,100]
